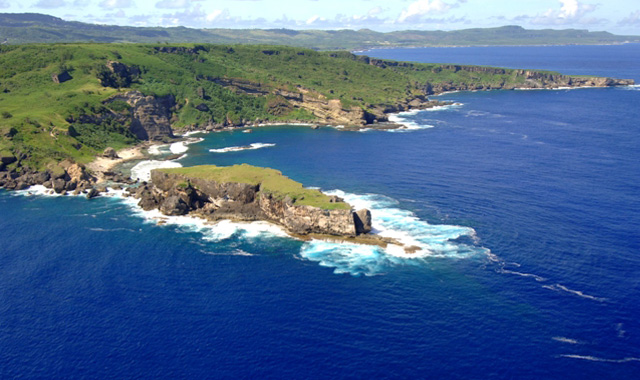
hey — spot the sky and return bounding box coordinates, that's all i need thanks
[2,0,640,34]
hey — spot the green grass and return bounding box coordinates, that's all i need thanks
[0,42,594,169]
[159,164,350,210]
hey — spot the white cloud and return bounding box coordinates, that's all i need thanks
[517,0,602,26]
[306,15,324,25]
[559,0,579,18]
[206,9,224,22]
[0,0,10,9]
[34,0,67,9]
[156,0,194,9]
[368,7,383,17]
[618,10,640,26]
[99,0,134,9]
[397,0,451,23]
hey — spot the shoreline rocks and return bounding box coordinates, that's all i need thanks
[141,169,374,239]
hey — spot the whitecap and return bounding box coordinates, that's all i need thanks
[559,355,640,363]
[620,84,640,91]
[148,144,170,155]
[552,337,582,345]
[209,143,276,153]
[130,160,182,182]
[542,284,607,302]
[170,137,204,154]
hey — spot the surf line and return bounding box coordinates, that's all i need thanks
[488,255,608,303]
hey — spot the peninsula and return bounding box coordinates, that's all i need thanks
[132,164,393,246]
[0,42,634,246]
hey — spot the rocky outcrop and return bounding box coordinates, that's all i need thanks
[354,209,372,234]
[144,169,372,237]
[419,67,635,95]
[98,60,140,88]
[154,46,206,55]
[102,147,119,159]
[210,78,377,126]
[259,192,356,236]
[107,91,175,141]
[0,160,99,195]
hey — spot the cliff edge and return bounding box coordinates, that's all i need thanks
[134,164,374,238]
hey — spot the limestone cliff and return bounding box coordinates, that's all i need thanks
[142,168,371,237]
[107,91,175,141]
[209,70,634,128]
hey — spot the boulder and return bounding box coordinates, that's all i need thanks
[52,179,66,194]
[354,209,372,234]
[103,147,120,159]
[65,180,77,191]
[14,181,28,190]
[3,180,17,189]
[86,188,99,199]
[62,162,93,183]
[159,195,189,216]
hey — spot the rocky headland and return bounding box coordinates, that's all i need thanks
[128,165,400,247]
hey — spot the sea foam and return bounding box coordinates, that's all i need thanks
[209,143,276,153]
[387,104,462,132]
[130,160,182,182]
[299,190,490,276]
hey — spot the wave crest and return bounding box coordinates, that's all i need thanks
[209,143,275,153]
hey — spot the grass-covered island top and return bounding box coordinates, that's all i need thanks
[158,164,350,210]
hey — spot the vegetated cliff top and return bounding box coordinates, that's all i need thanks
[0,42,631,171]
[1,13,638,49]
[158,164,350,210]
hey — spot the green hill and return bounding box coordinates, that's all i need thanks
[0,43,630,172]
[1,13,638,49]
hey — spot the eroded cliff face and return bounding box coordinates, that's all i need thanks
[211,78,376,126]
[143,170,368,237]
[259,192,356,236]
[107,91,175,141]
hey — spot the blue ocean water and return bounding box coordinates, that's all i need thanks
[2,44,640,378]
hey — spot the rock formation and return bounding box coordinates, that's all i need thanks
[140,168,373,237]
[107,91,175,141]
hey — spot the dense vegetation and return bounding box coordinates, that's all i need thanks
[0,42,557,170]
[1,13,638,50]
[160,164,350,210]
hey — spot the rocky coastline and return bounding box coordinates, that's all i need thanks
[130,168,385,241]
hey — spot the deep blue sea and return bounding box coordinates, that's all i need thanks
[2,44,639,379]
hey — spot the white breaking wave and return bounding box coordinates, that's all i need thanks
[148,137,204,156]
[209,143,276,153]
[542,284,607,302]
[148,144,170,155]
[621,84,640,91]
[560,355,640,363]
[130,160,182,182]
[552,337,582,345]
[120,196,289,244]
[387,104,462,132]
[170,137,204,154]
[300,190,490,276]
[494,260,608,303]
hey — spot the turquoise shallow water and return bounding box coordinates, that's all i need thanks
[1,44,639,378]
